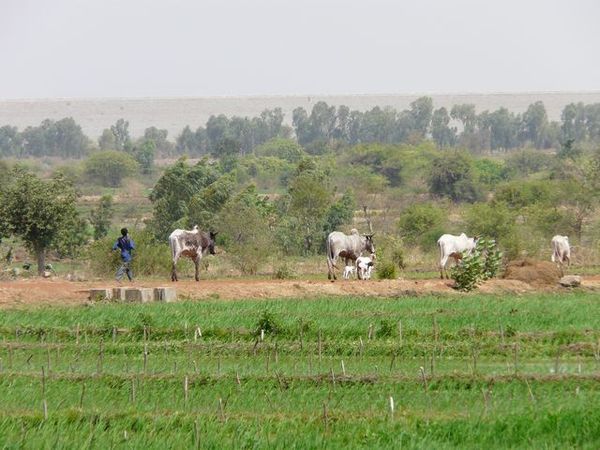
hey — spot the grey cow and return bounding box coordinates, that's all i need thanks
[326,229,375,280]
[169,226,217,281]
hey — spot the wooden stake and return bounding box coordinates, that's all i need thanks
[143,344,148,374]
[97,340,104,374]
[43,399,48,420]
[368,324,374,340]
[41,366,46,397]
[341,360,346,376]
[398,321,403,347]
[260,329,265,341]
[131,378,136,403]
[184,376,189,404]
[79,383,86,408]
[218,397,225,422]
[322,402,329,431]
[318,330,323,361]
[112,327,117,343]
[389,396,395,419]
[419,366,428,392]
[524,378,535,403]
[194,420,200,450]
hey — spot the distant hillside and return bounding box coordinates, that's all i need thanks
[1,92,600,140]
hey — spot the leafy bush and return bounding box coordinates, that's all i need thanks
[451,239,503,291]
[84,150,139,187]
[254,138,307,163]
[273,262,296,280]
[256,310,283,336]
[376,260,397,280]
[398,203,445,249]
[378,319,396,338]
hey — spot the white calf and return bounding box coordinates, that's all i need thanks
[356,256,374,280]
[343,265,356,279]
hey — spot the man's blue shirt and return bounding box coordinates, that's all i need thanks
[113,236,135,262]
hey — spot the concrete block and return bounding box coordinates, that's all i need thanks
[112,287,128,301]
[154,287,177,302]
[124,288,154,303]
[89,288,113,301]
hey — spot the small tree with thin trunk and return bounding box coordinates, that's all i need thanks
[0,168,79,275]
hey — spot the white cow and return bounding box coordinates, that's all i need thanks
[169,226,217,281]
[551,235,570,275]
[342,265,356,279]
[356,256,374,280]
[437,233,477,279]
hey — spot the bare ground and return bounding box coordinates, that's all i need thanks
[0,275,597,309]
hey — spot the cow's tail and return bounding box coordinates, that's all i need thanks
[326,237,337,280]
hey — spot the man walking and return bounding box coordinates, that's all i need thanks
[113,228,135,282]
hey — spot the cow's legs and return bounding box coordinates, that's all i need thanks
[327,252,339,281]
[193,255,201,282]
[439,255,449,279]
[171,254,180,282]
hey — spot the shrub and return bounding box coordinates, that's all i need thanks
[84,150,139,187]
[273,262,296,280]
[451,239,503,291]
[256,310,283,336]
[397,203,444,249]
[378,319,396,338]
[376,260,397,280]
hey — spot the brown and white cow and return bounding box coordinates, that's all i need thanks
[169,226,217,281]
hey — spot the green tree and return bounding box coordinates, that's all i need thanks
[98,128,116,150]
[409,96,433,136]
[148,158,220,239]
[0,169,79,275]
[84,150,139,187]
[427,152,482,202]
[110,119,132,151]
[397,203,445,249]
[521,101,549,149]
[142,126,173,156]
[254,138,306,162]
[90,194,114,240]
[218,186,273,274]
[285,160,333,253]
[431,107,456,148]
[134,140,156,174]
[324,191,356,234]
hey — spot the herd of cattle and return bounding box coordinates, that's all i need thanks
[167,226,572,282]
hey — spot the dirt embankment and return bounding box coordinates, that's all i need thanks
[0,273,596,309]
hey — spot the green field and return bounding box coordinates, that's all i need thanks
[1,292,600,448]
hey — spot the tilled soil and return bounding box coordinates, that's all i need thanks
[1,275,594,309]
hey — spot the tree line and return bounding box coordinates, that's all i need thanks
[2,100,600,159]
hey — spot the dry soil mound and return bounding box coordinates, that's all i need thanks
[503,259,561,286]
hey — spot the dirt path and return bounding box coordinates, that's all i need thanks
[1,275,593,309]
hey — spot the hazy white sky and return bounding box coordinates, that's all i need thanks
[1,0,599,99]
